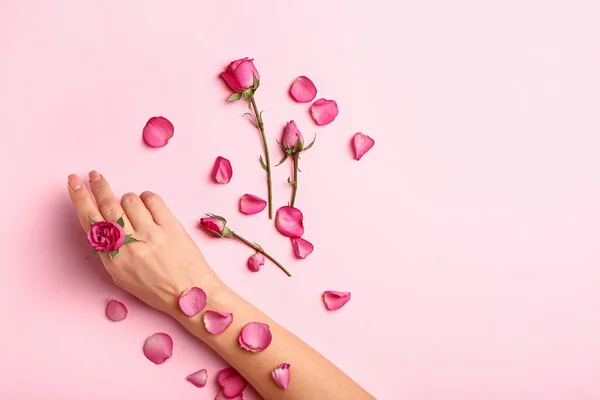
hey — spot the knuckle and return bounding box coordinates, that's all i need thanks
[99,201,121,216]
[121,193,140,205]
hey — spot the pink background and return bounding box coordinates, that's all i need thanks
[1,1,599,399]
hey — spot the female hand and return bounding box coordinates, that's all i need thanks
[68,170,217,316]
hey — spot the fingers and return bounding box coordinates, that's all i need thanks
[88,171,133,233]
[68,174,104,232]
[140,191,175,226]
[121,193,154,231]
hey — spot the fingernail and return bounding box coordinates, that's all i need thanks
[68,174,82,190]
[89,170,102,182]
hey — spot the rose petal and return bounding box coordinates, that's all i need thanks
[203,310,234,334]
[215,391,244,400]
[271,363,291,390]
[105,299,128,322]
[323,291,351,311]
[233,59,259,90]
[238,322,272,353]
[352,133,375,161]
[275,206,304,238]
[212,156,233,184]
[217,367,247,398]
[247,253,265,272]
[239,194,267,215]
[290,76,317,102]
[178,287,207,317]
[142,116,174,148]
[186,369,208,388]
[291,238,314,259]
[143,332,173,364]
[310,98,338,125]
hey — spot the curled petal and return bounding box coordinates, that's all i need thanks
[275,206,304,238]
[143,333,173,364]
[271,363,291,390]
[212,156,233,184]
[247,253,265,272]
[323,291,351,311]
[186,369,208,388]
[105,299,128,322]
[238,322,272,352]
[215,391,244,400]
[352,133,375,160]
[142,116,174,148]
[203,310,234,334]
[178,287,207,317]
[290,76,317,103]
[310,99,338,125]
[217,367,247,398]
[291,238,314,259]
[240,194,267,215]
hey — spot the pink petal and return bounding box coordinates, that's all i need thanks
[217,367,247,398]
[238,322,272,353]
[275,206,304,238]
[323,291,351,311]
[186,369,208,388]
[352,133,375,160]
[291,238,314,259]
[233,59,258,90]
[212,156,233,184]
[310,98,338,125]
[220,71,243,93]
[178,287,207,317]
[247,253,265,272]
[143,332,173,364]
[105,299,128,322]
[271,363,291,390]
[203,310,234,334]
[289,76,317,102]
[142,116,174,148]
[215,391,244,400]
[239,194,267,215]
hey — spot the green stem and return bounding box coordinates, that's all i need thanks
[250,97,273,219]
[232,232,292,277]
[290,154,299,207]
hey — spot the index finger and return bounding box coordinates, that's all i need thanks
[68,174,104,232]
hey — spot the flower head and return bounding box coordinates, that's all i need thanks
[199,214,232,238]
[220,58,260,93]
[87,221,125,253]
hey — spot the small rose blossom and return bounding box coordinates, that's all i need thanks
[220,58,260,92]
[87,221,125,253]
[282,121,304,150]
[199,216,225,237]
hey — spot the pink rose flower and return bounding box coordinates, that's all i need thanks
[281,120,304,150]
[87,221,125,252]
[199,216,226,237]
[220,58,260,93]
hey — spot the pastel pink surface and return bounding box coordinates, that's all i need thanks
[1,1,600,400]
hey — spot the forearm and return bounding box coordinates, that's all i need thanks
[177,279,374,400]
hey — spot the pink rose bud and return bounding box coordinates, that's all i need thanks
[247,252,265,272]
[220,58,260,93]
[87,221,125,253]
[199,215,232,238]
[142,116,174,148]
[212,156,233,184]
[281,120,304,150]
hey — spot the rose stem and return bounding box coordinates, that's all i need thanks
[250,96,274,219]
[232,232,291,277]
[290,154,299,207]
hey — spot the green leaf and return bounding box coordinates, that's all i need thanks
[124,235,142,245]
[253,74,260,89]
[227,92,243,102]
[259,156,268,171]
[276,154,288,166]
[108,250,119,260]
[303,134,317,151]
[287,177,296,185]
[116,216,125,228]
[90,217,97,224]
[293,138,304,154]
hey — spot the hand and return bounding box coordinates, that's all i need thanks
[68,170,217,316]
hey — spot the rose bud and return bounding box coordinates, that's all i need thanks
[220,58,260,93]
[199,214,232,238]
[281,121,304,152]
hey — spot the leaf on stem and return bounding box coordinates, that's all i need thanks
[227,92,243,102]
[259,155,268,171]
